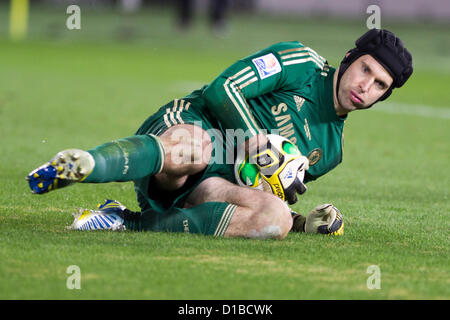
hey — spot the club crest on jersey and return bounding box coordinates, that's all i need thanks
[307,148,322,166]
[252,53,282,79]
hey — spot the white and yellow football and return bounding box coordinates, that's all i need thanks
[234,134,309,203]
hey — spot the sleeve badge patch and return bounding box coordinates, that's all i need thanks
[252,53,282,80]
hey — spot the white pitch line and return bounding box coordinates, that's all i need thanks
[371,102,450,120]
[168,85,450,121]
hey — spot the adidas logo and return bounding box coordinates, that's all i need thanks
[294,95,305,112]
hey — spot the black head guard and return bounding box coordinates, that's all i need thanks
[336,29,413,106]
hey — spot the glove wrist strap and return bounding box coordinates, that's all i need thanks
[291,213,306,233]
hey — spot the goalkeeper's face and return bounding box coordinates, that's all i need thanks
[336,54,393,114]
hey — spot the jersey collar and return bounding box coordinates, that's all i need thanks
[320,67,347,123]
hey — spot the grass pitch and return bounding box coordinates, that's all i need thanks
[0,6,449,300]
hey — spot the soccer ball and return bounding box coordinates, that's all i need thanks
[234,134,308,200]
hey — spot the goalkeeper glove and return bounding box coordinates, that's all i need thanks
[291,204,344,235]
[251,134,309,204]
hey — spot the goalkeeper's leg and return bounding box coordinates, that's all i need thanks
[70,177,292,239]
[184,177,293,239]
[27,124,212,194]
[27,134,166,194]
[122,177,292,239]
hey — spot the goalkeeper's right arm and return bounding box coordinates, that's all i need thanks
[203,41,314,139]
[203,42,321,203]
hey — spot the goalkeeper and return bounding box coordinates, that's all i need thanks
[27,29,412,239]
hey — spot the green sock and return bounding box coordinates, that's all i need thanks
[124,202,236,237]
[83,134,165,183]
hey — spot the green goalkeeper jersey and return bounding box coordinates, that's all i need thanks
[202,41,346,182]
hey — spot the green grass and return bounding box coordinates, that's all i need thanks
[0,6,449,300]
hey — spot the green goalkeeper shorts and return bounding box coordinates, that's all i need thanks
[133,87,236,215]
